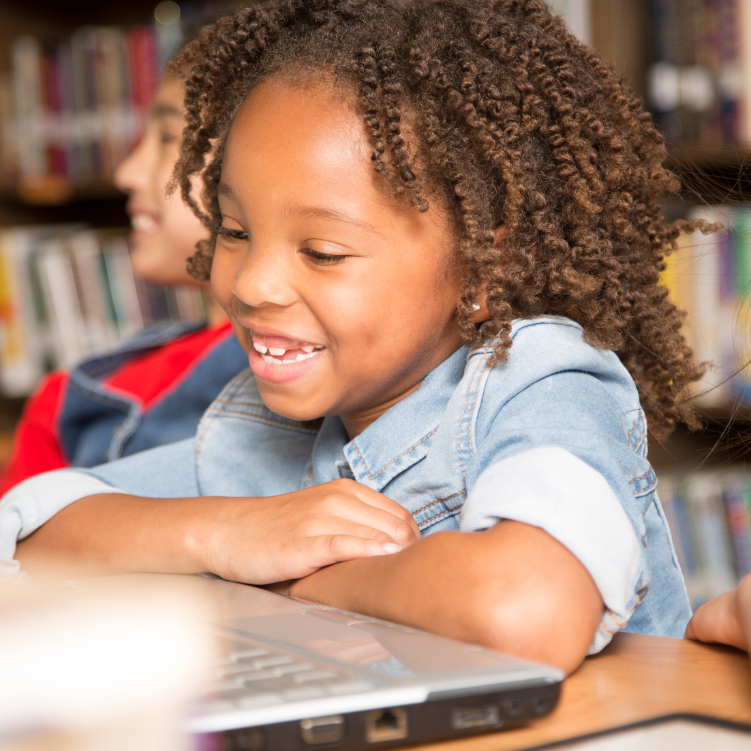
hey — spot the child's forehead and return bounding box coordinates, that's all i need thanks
[227,79,366,162]
[219,78,454,244]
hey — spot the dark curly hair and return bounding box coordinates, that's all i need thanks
[170,0,709,440]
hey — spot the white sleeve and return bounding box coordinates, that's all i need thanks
[461,446,645,655]
[0,437,199,584]
[0,471,124,584]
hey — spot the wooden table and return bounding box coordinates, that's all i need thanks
[402,632,751,750]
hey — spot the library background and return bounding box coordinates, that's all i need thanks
[0,0,749,608]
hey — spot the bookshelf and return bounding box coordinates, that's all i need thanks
[591,0,751,609]
[0,0,207,461]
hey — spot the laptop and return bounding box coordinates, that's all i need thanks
[187,576,564,750]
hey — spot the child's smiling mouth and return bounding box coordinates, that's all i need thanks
[252,340,325,364]
[247,332,326,383]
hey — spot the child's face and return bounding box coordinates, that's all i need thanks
[114,76,206,287]
[213,79,464,435]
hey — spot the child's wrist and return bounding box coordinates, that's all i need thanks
[180,495,235,576]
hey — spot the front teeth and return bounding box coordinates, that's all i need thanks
[261,351,319,364]
[131,214,158,232]
[254,341,325,365]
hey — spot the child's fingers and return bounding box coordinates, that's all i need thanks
[337,480,421,539]
[307,533,403,568]
[329,501,419,547]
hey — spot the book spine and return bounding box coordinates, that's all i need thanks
[687,206,732,406]
[11,36,46,182]
[648,0,682,143]
[716,0,743,143]
[127,26,158,148]
[723,480,751,577]
[671,487,701,605]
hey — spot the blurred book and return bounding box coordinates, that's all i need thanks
[660,206,751,408]
[2,23,164,190]
[0,225,206,397]
[660,466,751,607]
[646,0,751,147]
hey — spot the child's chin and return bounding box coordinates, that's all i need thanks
[257,391,325,423]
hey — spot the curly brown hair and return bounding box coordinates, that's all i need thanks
[170,0,708,440]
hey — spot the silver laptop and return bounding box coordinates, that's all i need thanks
[189,577,564,750]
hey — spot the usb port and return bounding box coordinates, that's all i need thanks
[452,704,501,730]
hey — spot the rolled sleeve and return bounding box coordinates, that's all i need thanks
[461,447,648,654]
[0,438,199,584]
[0,471,123,584]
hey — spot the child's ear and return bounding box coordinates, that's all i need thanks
[467,226,506,323]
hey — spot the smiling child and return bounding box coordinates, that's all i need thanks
[1,0,710,674]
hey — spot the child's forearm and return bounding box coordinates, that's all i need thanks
[14,480,419,583]
[285,520,603,674]
[15,493,215,579]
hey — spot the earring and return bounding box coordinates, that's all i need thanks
[471,303,481,312]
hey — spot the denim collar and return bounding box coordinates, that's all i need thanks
[308,346,469,492]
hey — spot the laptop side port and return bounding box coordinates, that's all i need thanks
[365,707,408,743]
[452,704,501,730]
[300,715,346,745]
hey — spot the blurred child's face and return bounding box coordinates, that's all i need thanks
[114,76,206,287]
[213,79,464,436]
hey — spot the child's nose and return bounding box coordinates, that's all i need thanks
[114,138,151,195]
[230,244,297,309]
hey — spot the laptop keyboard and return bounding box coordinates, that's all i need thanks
[199,640,378,713]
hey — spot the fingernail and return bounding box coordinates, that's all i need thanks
[380,542,402,554]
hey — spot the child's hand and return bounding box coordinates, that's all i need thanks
[685,574,751,652]
[203,479,421,585]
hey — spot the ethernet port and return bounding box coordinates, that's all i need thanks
[365,707,408,743]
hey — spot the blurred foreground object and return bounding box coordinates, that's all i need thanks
[0,575,211,751]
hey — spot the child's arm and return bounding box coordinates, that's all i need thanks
[685,574,751,652]
[16,479,420,583]
[275,519,602,675]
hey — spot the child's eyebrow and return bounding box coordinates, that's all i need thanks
[287,204,384,237]
[217,182,384,237]
[150,102,183,120]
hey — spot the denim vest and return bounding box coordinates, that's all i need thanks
[2,316,691,650]
[188,316,691,649]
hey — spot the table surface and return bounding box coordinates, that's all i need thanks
[398,632,751,750]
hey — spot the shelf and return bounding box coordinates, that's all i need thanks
[0,178,124,207]
[1,0,159,28]
[667,145,751,169]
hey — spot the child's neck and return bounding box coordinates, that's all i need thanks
[340,380,423,439]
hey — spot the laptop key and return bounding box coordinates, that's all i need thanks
[272,662,314,676]
[325,681,375,695]
[204,681,242,693]
[230,648,269,661]
[202,700,238,715]
[252,656,294,669]
[236,693,282,709]
[292,670,338,684]
[241,677,299,693]
[281,687,326,701]
[230,669,276,682]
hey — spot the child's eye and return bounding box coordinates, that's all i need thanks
[215,227,249,243]
[302,248,348,265]
[159,131,178,146]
